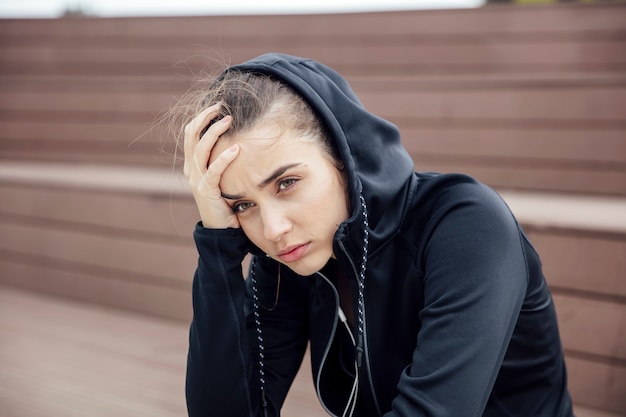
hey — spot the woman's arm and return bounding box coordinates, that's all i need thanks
[185,225,256,416]
[387,182,528,416]
[184,103,259,415]
[186,225,309,417]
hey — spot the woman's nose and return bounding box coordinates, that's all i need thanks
[262,206,292,241]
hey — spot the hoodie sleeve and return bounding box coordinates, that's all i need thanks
[185,224,256,416]
[185,224,309,417]
[386,182,528,417]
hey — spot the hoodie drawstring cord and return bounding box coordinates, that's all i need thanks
[355,194,369,368]
[249,257,269,417]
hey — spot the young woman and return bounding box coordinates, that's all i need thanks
[179,53,573,417]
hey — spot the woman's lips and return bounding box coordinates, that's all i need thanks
[278,243,310,263]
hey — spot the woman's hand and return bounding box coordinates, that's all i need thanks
[184,103,241,229]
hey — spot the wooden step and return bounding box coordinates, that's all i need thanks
[0,286,325,417]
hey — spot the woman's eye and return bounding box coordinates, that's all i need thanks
[278,178,298,191]
[232,201,254,214]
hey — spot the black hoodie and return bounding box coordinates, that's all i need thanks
[185,53,573,417]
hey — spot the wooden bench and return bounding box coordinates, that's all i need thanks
[0,3,625,415]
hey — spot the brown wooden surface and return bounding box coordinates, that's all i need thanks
[1,3,625,195]
[1,166,625,413]
[525,228,626,414]
[0,286,623,417]
[1,3,625,415]
[0,287,326,417]
[0,166,197,321]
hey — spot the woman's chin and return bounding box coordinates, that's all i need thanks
[280,255,330,277]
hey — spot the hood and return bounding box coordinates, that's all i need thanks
[231,54,414,416]
[228,53,415,246]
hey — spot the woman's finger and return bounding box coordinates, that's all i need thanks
[204,143,240,187]
[183,103,222,178]
[193,115,233,178]
[193,143,241,229]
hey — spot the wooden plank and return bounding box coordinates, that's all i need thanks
[1,39,623,68]
[348,72,626,89]
[402,128,626,165]
[0,133,175,166]
[2,71,626,94]
[1,44,624,77]
[0,91,174,115]
[362,88,626,122]
[0,75,188,93]
[0,138,176,167]
[0,120,160,144]
[2,87,625,121]
[0,222,197,285]
[575,406,626,417]
[566,355,626,415]
[553,294,626,361]
[525,231,626,298]
[413,160,626,195]
[0,259,191,321]
[0,149,170,167]
[0,183,197,239]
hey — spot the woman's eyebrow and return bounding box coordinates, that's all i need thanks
[221,163,302,200]
[257,163,302,189]
[221,192,244,200]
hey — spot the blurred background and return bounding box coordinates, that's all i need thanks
[0,0,625,416]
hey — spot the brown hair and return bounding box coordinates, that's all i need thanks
[167,68,343,170]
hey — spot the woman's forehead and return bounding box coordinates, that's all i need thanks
[219,138,325,195]
[233,136,318,168]
[209,129,278,166]
[211,120,327,177]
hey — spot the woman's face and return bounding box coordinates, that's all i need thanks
[210,122,350,276]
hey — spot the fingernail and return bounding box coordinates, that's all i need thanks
[228,144,238,153]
